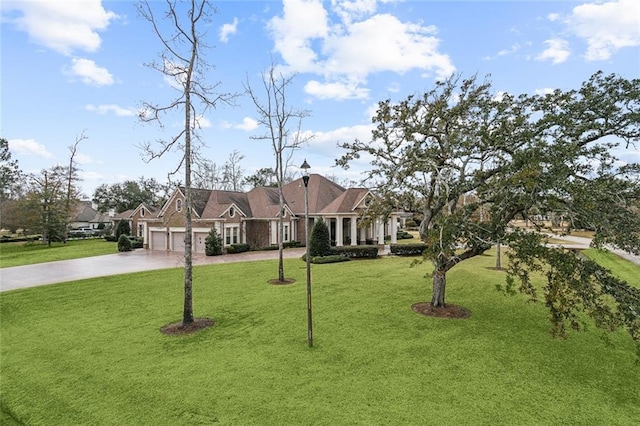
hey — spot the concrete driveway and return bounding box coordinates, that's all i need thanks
[0,248,307,292]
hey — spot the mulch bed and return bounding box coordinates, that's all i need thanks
[268,278,296,285]
[160,318,215,335]
[411,302,471,319]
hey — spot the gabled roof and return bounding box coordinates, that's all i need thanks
[282,174,346,215]
[72,201,99,222]
[320,188,371,214]
[132,203,159,219]
[200,190,251,219]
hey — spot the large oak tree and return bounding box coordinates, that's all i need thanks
[338,72,640,355]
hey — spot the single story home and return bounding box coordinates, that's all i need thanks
[137,174,403,253]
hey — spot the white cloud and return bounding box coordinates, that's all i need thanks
[304,79,369,100]
[536,39,570,64]
[547,13,560,22]
[268,0,454,101]
[535,88,556,96]
[74,153,96,165]
[566,0,640,61]
[2,0,117,55]
[219,17,238,43]
[68,58,114,86]
[310,124,374,150]
[236,117,259,131]
[8,139,54,158]
[85,104,135,116]
[195,115,212,129]
[222,117,259,131]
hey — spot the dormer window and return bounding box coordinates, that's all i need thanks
[229,207,235,218]
[176,199,182,212]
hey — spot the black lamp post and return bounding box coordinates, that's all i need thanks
[300,159,313,347]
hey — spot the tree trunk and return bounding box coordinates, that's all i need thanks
[496,241,502,270]
[431,269,446,307]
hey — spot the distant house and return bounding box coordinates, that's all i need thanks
[70,201,110,230]
[137,174,402,253]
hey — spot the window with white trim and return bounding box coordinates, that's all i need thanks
[176,199,182,212]
[225,225,239,245]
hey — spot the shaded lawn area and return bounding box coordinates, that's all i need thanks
[0,239,117,268]
[1,254,639,425]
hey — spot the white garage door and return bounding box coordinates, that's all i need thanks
[171,232,185,252]
[194,232,208,253]
[151,231,166,251]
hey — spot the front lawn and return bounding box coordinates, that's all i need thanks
[0,239,117,268]
[1,253,638,424]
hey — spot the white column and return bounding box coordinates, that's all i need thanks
[350,217,358,245]
[377,218,385,245]
[336,217,343,246]
[390,216,398,244]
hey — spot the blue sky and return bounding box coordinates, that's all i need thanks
[2,0,639,198]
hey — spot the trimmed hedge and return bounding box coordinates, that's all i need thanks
[390,243,428,256]
[227,243,250,254]
[284,240,302,248]
[332,245,379,259]
[311,255,350,264]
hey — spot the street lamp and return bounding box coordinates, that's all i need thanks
[300,159,313,348]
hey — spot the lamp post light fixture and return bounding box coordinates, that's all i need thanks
[300,159,313,348]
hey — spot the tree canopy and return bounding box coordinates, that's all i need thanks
[338,71,640,356]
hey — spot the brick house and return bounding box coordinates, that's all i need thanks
[139,174,402,252]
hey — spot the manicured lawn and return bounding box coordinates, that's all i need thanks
[2,253,639,424]
[582,248,640,287]
[0,239,117,268]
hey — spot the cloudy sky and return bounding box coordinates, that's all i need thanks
[2,0,639,198]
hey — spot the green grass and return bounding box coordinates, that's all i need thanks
[0,239,117,268]
[582,248,640,287]
[2,253,639,425]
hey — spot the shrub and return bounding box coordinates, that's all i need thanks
[227,243,250,254]
[396,230,414,240]
[115,219,131,239]
[283,240,301,248]
[104,235,118,242]
[129,237,144,249]
[309,219,331,257]
[117,234,132,252]
[312,255,350,264]
[205,227,222,256]
[390,243,428,256]
[332,245,379,259]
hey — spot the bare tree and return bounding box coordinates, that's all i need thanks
[138,0,236,326]
[222,149,245,191]
[64,131,87,241]
[245,65,314,283]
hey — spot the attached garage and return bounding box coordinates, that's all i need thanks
[171,232,186,252]
[150,230,166,251]
[194,232,208,253]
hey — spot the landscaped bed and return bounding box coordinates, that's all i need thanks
[1,253,639,424]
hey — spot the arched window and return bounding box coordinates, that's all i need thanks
[140,208,145,217]
[229,207,235,218]
[176,199,182,212]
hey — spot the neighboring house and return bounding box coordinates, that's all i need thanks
[70,201,110,230]
[138,174,402,253]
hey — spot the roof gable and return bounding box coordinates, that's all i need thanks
[282,174,346,215]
